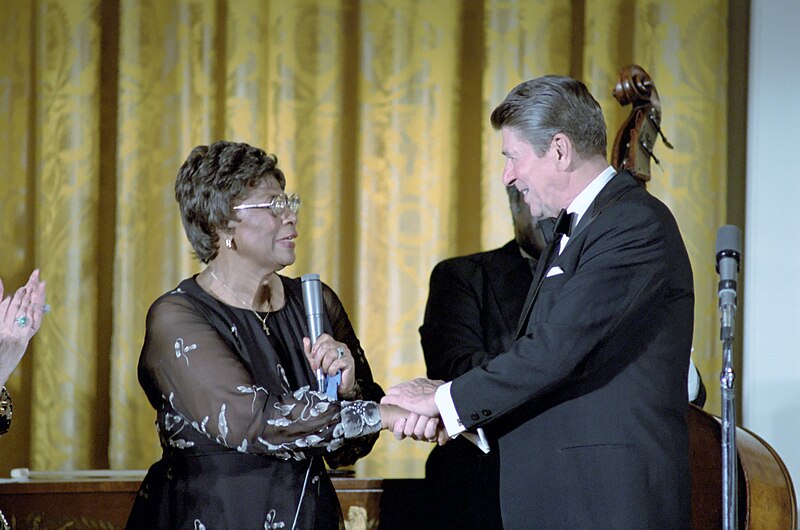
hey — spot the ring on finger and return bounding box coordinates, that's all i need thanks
[336,347,345,359]
[15,316,28,327]
[35,303,51,314]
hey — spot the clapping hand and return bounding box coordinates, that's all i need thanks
[0,270,47,387]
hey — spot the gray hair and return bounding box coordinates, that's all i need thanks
[175,141,286,263]
[490,75,607,158]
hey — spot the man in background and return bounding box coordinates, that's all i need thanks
[420,186,544,529]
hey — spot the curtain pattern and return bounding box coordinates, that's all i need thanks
[33,0,103,470]
[481,0,575,248]
[0,0,728,478]
[0,0,35,471]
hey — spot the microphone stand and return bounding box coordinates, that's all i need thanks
[716,224,741,530]
[720,306,737,530]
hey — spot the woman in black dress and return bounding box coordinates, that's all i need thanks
[127,141,426,529]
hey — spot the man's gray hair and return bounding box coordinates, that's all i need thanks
[490,75,607,159]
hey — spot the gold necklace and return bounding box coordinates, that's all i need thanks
[209,269,271,335]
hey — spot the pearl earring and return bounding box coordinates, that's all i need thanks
[225,238,233,249]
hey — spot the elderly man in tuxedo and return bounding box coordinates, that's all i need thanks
[386,75,694,529]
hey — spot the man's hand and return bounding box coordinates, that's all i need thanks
[381,377,444,418]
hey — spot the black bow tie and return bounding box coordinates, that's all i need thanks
[539,209,575,244]
[554,209,575,237]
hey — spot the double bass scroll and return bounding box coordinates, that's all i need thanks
[610,64,673,185]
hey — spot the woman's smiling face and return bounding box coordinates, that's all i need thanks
[231,177,299,274]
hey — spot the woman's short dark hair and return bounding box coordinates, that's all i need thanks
[490,75,607,159]
[175,141,286,263]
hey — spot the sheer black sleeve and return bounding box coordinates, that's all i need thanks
[321,282,385,468]
[138,291,382,461]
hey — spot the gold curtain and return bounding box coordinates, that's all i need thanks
[0,0,728,478]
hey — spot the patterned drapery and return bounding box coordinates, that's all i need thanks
[0,0,728,478]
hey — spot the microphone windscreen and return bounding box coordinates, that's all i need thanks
[715,225,742,255]
[301,273,323,314]
[301,273,323,343]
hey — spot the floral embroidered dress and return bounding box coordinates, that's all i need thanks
[126,276,384,530]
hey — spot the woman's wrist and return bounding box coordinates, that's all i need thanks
[338,380,360,401]
[379,403,405,431]
[0,363,14,389]
[378,403,391,430]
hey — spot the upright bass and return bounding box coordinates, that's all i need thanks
[610,64,797,529]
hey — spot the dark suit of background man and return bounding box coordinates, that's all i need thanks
[420,186,545,530]
[384,75,694,529]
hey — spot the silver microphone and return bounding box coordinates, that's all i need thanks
[715,225,742,340]
[301,273,326,392]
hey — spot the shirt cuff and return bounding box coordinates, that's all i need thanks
[687,358,700,401]
[435,381,466,437]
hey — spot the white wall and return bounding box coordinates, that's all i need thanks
[744,0,800,495]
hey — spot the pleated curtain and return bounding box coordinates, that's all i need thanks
[0,0,728,478]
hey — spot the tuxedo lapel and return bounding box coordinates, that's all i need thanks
[568,171,640,242]
[513,171,640,339]
[514,237,559,339]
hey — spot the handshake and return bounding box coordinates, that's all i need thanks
[378,377,449,445]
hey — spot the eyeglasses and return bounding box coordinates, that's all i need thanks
[233,193,301,217]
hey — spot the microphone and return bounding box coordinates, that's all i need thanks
[301,273,326,393]
[715,225,742,341]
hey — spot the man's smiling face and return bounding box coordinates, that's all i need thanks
[500,127,563,219]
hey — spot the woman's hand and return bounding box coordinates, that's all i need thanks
[303,333,355,397]
[379,403,449,445]
[0,270,47,387]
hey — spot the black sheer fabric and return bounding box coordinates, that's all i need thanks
[127,275,384,530]
[0,387,11,436]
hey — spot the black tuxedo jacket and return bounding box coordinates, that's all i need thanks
[419,240,533,529]
[451,171,694,529]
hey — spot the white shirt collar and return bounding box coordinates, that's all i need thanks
[566,165,617,230]
[557,166,616,254]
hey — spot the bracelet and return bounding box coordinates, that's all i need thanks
[0,386,12,436]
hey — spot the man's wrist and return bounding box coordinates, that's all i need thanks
[434,382,465,437]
